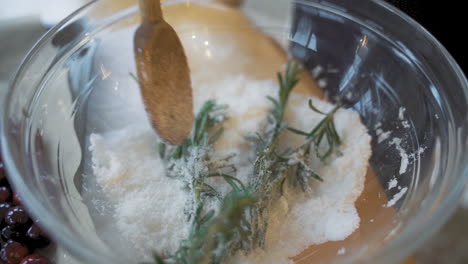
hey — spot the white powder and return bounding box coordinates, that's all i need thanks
[374,122,391,143]
[87,3,371,262]
[386,187,408,207]
[311,65,324,78]
[398,107,406,120]
[376,128,392,143]
[388,177,398,190]
[337,247,346,255]
[401,120,410,129]
[399,108,411,129]
[389,138,409,175]
[89,128,191,259]
[318,78,328,89]
[231,97,371,264]
[88,74,278,260]
[89,82,371,262]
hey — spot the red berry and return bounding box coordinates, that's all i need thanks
[0,166,4,182]
[0,203,12,221]
[12,194,21,206]
[1,226,22,242]
[0,240,29,264]
[25,225,39,241]
[5,207,29,227]
[0,154,8,186]
[19,254,49,264]
[26,224,46,241]
[0,187,11,203]
[25,224,49,249]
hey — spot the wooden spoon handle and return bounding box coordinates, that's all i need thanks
[139,0,163,22]
[219,0,244,7]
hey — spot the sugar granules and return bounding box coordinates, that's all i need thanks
[89,75,371,262]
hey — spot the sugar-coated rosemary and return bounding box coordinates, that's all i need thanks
[147,61,342,264]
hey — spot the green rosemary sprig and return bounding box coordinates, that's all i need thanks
[159,100,233,224]
[266,61,301,129]
[167,189,256,264]
[130,72,139,83]
[130,73,227,160]
[146,60,342,264]
[148,177,255,264]
[247,61,304,249]
[160,100,227,160]
[134,75,253,264]
[287,99,342,160]
[248,61,342,248]
[279,100,342,192]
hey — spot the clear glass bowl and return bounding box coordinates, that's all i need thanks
[1,0,467,264]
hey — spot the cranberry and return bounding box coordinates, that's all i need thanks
[0,187,11,203]
[0,167,4,182]
[19,254,49,264]
[25,224,49,250]
[1,226,22,242]
[0,163,8,187]
[0,240,29,264]
[0,203,12,221]
[25,225,44,241]
[12,194,21,206]
[5,207,29,227]
[0,151,53,258]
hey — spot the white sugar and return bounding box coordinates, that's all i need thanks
[89,80,371,262]
[89,129,190,258]
[388,177,398,190]
[376,128,392,143]
[398,107,406,120]
[374,122,392,143]
[401,120,410,129]
[87,4,372,262]
[398,107,411,128]
[389,138,409,175]
[232,96,371,264]
[311,65,323,78]
[386,187,408,207]
[337,247,346,255]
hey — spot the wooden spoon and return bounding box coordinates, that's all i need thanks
[134,0,194,145]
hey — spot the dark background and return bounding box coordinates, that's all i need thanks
[385,0,466,73]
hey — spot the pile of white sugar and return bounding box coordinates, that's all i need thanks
[89,75,371,263]
[86,3,371,262]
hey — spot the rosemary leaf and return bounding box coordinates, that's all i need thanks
[157,143,166,159]
[288,100,342,160]
[247,60,302,249]
[129,72,139,83]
